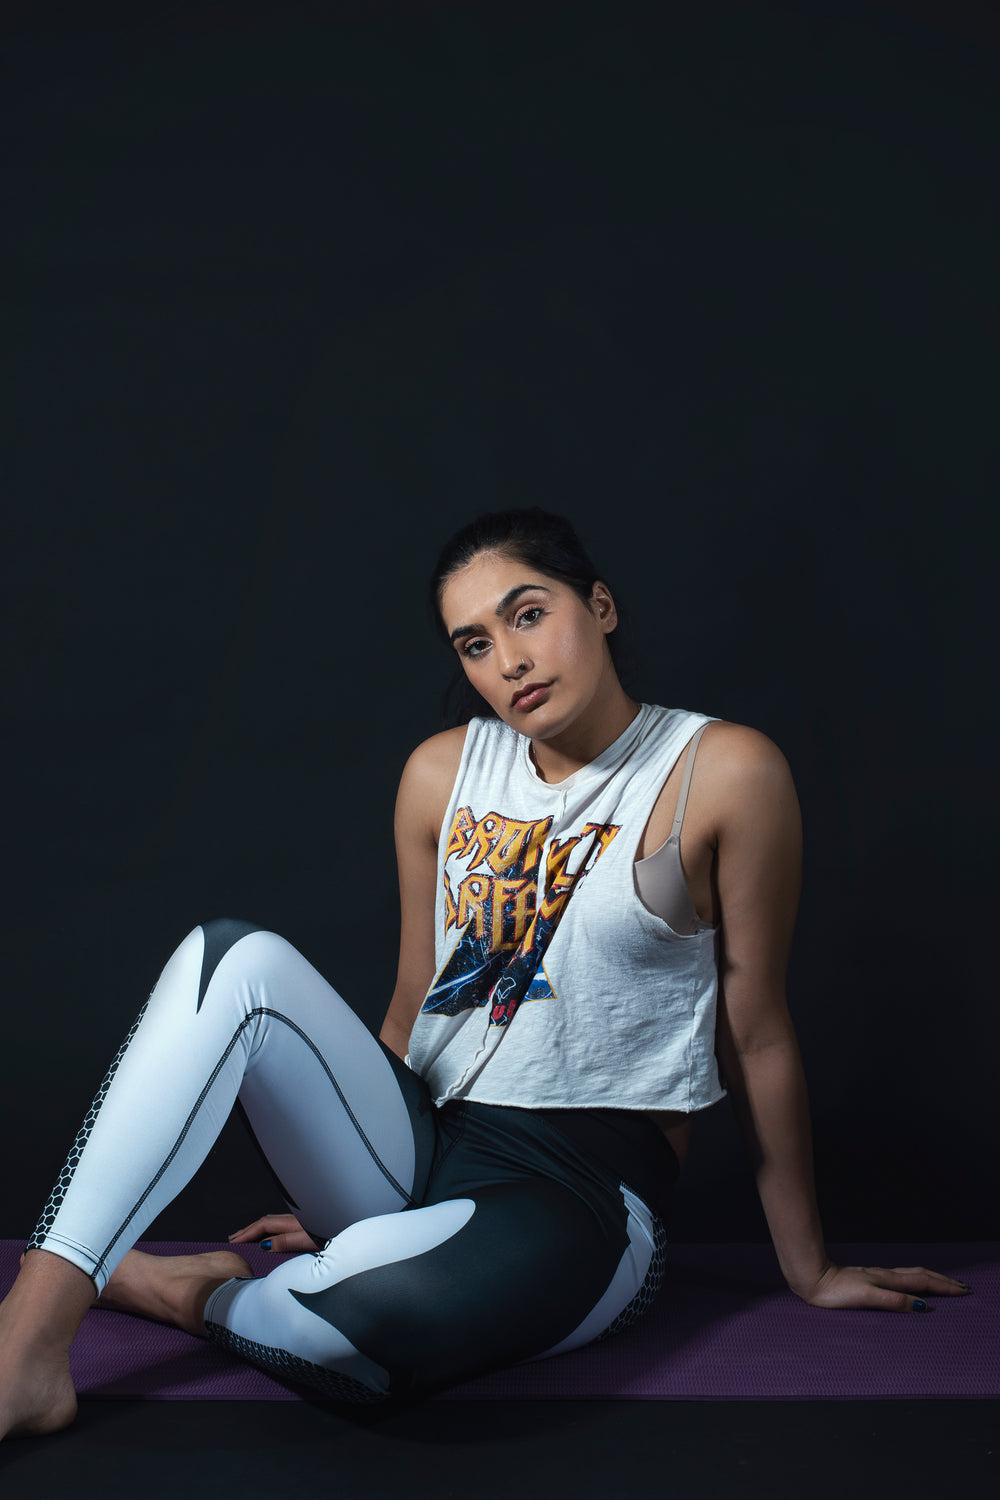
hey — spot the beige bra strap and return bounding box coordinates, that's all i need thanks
[670,723,709,840]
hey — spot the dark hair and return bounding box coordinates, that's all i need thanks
[430,507,629,725]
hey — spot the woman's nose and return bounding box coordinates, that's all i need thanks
[498,642,530,679]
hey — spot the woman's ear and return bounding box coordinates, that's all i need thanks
[590,581,618,633]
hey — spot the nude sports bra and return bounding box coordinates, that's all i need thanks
[633,722,715,935]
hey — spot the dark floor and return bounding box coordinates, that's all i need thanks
[2,1397,996,1499]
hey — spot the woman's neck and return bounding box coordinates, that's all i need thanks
[528,683,641,784]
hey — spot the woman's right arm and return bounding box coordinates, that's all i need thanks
[379,727,467,1061]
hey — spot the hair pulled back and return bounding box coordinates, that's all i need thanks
[430,507,626,724]
[430,507,606,639]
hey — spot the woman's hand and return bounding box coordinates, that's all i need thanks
[228,1214,320,1254]
[795,1261,971,1311]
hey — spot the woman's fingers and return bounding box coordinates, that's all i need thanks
[806,1264,971,1311]
[855,1283,919,1313]
[254,1228,319,1253]
[856,1265,971,1298]
[228,1215,287,1243]
[228,1213,315,1251]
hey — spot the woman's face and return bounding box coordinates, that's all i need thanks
[438,550,619,738]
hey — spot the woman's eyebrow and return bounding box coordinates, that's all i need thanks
[448,584,551,645]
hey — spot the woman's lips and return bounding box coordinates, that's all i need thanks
[511,683,551,711]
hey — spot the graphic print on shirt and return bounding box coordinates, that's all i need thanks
[421,806,620,1028]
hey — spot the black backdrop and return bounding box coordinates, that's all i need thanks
[3,1,996,1247]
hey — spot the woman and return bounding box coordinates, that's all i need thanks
[0,508,967,1440]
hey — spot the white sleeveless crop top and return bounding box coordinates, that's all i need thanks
[406,704,726,1113]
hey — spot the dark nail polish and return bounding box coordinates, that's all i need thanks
[913,1299,929,1312]
[260,1239,272,1251]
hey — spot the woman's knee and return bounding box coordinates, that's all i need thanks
[163,920,301,1016]
[191,918,268,1009]
[145,920,283,1027]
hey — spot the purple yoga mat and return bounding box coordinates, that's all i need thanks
[2,1240,994,1401]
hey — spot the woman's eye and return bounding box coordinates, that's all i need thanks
[462,638,490,659]
[516,606,543,627]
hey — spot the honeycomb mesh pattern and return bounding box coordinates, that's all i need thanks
[205,1321,387,1403]
[597,1197,667,1342]
[26,1001,151,1256]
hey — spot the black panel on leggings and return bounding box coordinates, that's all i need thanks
[197,918,264,1012]
[376,1041,438,1204]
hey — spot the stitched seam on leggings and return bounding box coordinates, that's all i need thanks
[423,1103,467,1190]
[257,1008,417,1209]
[94,1006,415,1281]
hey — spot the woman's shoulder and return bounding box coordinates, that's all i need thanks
[691,719,797,830]
[395,726,471,846]
[396,724,473,810]
[695,718,790,772]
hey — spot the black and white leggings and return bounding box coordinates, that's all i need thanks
[28,920,672,1401]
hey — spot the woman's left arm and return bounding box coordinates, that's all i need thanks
[710,724,968,1311]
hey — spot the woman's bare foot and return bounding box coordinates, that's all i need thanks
[0,1346,78,1441]
[1,1247,253,1441]
[0,1250,94,1442]
[96,1248,253,1336]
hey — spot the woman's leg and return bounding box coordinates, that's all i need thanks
[27,919,433,1293]
[3,920,666,1426]
[0,1252,94,1439]
[1,919,430,1439]
[200,1173,665,1402]
[197,1105,668,1403]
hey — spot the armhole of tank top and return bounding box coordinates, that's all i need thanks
[670,720,709,840]
[633,721,712,932]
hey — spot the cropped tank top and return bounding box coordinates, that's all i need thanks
[406,704,726,1114]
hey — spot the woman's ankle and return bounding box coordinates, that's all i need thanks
[2,1250,96,1351]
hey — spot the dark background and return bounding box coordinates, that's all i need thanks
[2,0,996,1251]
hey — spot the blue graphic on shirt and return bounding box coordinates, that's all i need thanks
[422,806,619,1028]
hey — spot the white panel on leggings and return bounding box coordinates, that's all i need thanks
[310,1196,476,1282]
